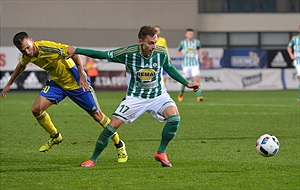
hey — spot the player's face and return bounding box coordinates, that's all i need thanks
[139,34,157,57]
[18,38,38,57]
[185,31,194,41]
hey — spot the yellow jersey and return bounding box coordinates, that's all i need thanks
[21,40,80,90]
[156,37,170,60]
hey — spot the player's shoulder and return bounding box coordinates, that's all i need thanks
[159,37,167,42]
[155,45,168,54]
[36,40,56,46]
[35,40,68,49]
[181,39,187,43]
[290,34,299,40]
[113,44,139,55]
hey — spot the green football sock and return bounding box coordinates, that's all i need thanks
[196,90,202,97]
[298,83,300,98]
[90,124,116,163]
[180,86,185,96]
[158,115,180,154]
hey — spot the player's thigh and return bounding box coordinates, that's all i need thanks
[162,105,179,119]
[39,80,66,104]
[191,66,200,78]
[148,93,178,121]
[295,65,300,78]
[32,80,66,114]
[182,67,193,78]
[67,87,99,113]
[113,96,147,124]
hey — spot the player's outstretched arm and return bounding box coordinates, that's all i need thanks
[1,63,26,99]
[67,45,77,58]
[67,46,108,60]
[164,64,188,84]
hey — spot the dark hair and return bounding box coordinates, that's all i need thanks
[138,26,157,40]
[13,32,29,47]
[186,28,194,32]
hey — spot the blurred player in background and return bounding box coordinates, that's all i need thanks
[1,32,128,162]
[287,25,300,102]
[200,51,213,69]
[154,26,170,86]
[67,25,200,167]
[177,28,203,102]
[85,57,98,89]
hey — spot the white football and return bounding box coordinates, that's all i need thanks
[256,134,280,157]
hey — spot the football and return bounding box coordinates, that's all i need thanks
[256,134,280,157]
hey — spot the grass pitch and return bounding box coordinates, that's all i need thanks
[0,90,299,190]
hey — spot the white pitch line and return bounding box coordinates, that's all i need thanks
[179,102,297,108]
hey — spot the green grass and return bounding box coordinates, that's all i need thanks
[0,90,299,190]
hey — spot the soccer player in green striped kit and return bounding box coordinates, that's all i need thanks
[287,25,300,102]
[67,25,200,167]
[177,28,203,103]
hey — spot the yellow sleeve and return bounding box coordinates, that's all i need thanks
[156,37,170,60]
[20,55,31,66]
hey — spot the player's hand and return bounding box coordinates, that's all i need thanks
[187,82,200,92]
[176,52,183,57]
[290,55,296,60]
[67,46,77,59]
[79,77,90,91]
[200,58,204,64]
[1,85,11,99]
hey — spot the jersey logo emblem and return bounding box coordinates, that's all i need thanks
[136,69,156,81]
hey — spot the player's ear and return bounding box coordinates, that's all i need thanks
[138,39,143,45]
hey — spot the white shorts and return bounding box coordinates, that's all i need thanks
[294,62,300,77]
[182,66,200,78]
[113,93,177,124]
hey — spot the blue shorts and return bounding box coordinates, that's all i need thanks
[39,80,99,113]
[162,70,167,75]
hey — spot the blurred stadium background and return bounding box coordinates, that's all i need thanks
[1,0,299,91]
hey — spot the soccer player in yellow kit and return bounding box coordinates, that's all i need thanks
[154,26,170,85]
[1,32,128,163]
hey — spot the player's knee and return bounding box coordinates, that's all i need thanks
[31,105,43,116]
[167,114,180,128]
[167,114,180,122]
[91,110,102,122]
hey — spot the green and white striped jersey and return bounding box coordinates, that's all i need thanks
[107,44,170,99]
[177,39,201,67]
[288,34,300,65]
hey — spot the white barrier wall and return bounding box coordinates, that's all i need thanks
[0,46,298,91]
[284,69,299,89]
[165,68,297,91]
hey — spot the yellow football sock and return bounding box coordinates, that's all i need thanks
[111,132,120,145]
[99,114,120,144]
[99,114,111,128]
[35,111,57,137]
